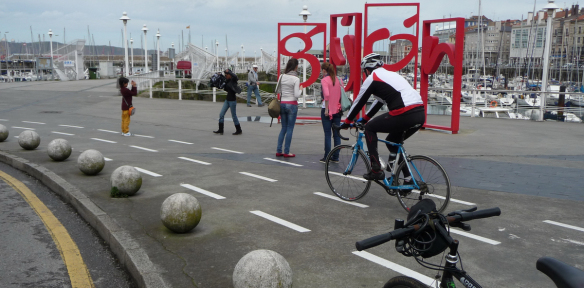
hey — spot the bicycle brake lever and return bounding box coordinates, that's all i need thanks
[447,206,478,216]
[451,222,472,231]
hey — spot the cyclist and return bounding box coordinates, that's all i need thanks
[340,53,425,181]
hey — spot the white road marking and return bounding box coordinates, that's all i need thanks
[130,145,158,152]
[22,121,45,124]
[410,190,476,206]
[211,147,244,154]
[91,138,117,143]
[104,157,113,162]
[313,192,369,208]
[0,119,7,121]
[560,238,584,246]
[544,220,584,233]
[12,126,35,130]
[263,158,303,167]
[239,172,277,182]
[134,167,162,177]
[14,136,19,139]
[59,125,84,128]
[98,129,119,134]
[52,131,75,136]
[328,171,368,182]
[250,211,310,232]
[180,184,225,199]
[448,229,501,245]
[178,157,211,165]
[352,251,438,287]
[135,134,154,138]
[169,139,194,145]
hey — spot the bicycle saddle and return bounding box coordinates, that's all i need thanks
[537,257,584,288]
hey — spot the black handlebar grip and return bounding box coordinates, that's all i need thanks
[459,207,501,221]
[332,124,350,141]
[355,227,416,251]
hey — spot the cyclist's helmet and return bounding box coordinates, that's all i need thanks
[360,53,384,73]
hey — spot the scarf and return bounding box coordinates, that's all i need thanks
[286,71,298,77]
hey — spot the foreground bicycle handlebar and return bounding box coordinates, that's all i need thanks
[332,123,365,141]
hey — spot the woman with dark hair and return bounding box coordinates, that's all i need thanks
[275,58,303,157]
[119,77,137,136]
[213,69,243,135]
[319,62,343,163]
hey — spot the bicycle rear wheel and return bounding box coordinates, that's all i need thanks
[384,276,430,288]
[394,155,451,213]
[325,145,371,201]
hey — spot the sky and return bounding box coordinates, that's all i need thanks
[0,0,560,56]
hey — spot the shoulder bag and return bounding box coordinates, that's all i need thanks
[268,75,284,127]
[123,96,136,116]
[338,77,352,112]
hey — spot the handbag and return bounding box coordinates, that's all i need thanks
[338,77,352,112]
[268,75,284,127]
[123,96,136,116]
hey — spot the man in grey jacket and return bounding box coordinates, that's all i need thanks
[247,65,264,107]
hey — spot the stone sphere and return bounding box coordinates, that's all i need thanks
[47,139,72,161]
[18,130,41,150]
[160,193,202,233]
[0,124,8,142]
[233,249,293,288]
[77,149,105,175]
[110,166,142,196]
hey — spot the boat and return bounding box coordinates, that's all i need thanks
[516,94,541,107]
[569,95,584,106]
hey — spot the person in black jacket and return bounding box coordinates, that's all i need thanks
[213,69,242,135]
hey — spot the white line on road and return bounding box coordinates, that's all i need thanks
[250,211,310,232]
[328,171,368,182]
[169,139,194,145]
[239,172,277,182]
[59,125,84,128]
[263,158,303,167]
[104,157,113,161]
[180,184,225,199]
[352,251,438,287]
[0,119,7,121]
[12,126,35,130]
[22,121,45,124]
[91,138,117,143]
[410,191,476,206]
[98,129,119,134]
[449,229,501,245]
[135,134,154,138]
[52,131,75,136]
[313,192,369,208]
[211,147,244,154]
[544,220,584,233]
[134,167,162,177]
[14,136,19,139]
[178,157,211,165]
[130,145,158,152]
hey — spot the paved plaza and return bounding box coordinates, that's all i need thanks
[0,79,583,287]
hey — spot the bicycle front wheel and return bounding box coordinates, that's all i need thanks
[394,155,451,213]
[325,145,371,201]
[384,276,430,288]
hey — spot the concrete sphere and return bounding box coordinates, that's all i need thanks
[233,249,293,288]
[160,193,202,233]
[47,139,72,161]
[77,149,105,175]
[110,165,142,196]
[18,130,40,150]
[0,124,8,142]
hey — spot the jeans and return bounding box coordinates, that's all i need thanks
[277,103,298,154]
[218,100,240,125]
[247,84,262,105]
[321,108,341,160]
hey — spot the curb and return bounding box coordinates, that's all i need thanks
[0,151,168,288]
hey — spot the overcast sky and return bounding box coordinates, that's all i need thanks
[0,0,559,55]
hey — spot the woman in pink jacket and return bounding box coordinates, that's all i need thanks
[320,62,344,163]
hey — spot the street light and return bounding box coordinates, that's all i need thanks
[48,29,54,80]
[156,29,161,71]
[540,0,559,121]
[120,12,130,77]
[215,41,219,69]
[142,24,149,73]
[130,38,134,73]
[260,47,263,71]
[299,5,311,108]
[241,44,244,69]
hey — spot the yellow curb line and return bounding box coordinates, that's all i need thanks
[0,170,95,288]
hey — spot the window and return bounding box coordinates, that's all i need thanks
[536,28,544,48]
[522,29,529,48]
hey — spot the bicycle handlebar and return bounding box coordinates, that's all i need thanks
[332,122,366,141]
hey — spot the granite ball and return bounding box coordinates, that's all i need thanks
[47,139,72,161]
[77,149,105,175]
[18,130,40,150]
[0,124,8,142]
[110,165,142,196]
[233,249,293,288]
[160,193,202,233]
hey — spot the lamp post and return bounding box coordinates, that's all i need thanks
[130,38,134,73]
[142,24,149,73]
[254,51,256,65]
[48,29,54,80]
[260,47,263,71]
[540,0,559,121]
[225,48,228,68]
[156,29,161,71]
[120,12,130,77]
[215,41,219,69]
[241,45,244,69]
[299,5,311,108]
[243,49,245,68]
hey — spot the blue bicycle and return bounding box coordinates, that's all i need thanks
[326,122,451,213]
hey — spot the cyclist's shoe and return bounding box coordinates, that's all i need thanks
[363,170,385,181]
[319,158,326,163]
[399,178,414,195]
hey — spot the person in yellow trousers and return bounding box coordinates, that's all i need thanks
[119,77,137,136]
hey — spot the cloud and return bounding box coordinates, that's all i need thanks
[40,10,64,18]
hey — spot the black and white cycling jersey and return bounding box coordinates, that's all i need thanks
[345,68,424,123]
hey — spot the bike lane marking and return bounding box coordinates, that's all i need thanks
[169,139,194,145]
[134,134,154,138]
[328,171,368,182]
[0,119,8,121]
[180,184,225,199]
[178,157,211,165]
[91,138,117,144]
[12,126,35,130]
[352,251,439,287]
[211,147,244,154]
[239,172,278,182]
[52,131,75,136]
[130,145,158,152]
[313,192,369,208]
[543,220,584,232]
[134,167,162,177]
[250,211,310,232]
[59,125,84,128]
[410,191,476,206]
[448,229,501,245]
[0,170,95,288]
[22,121,46,124]
[263,158,303,167]
[97,129,119,134]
